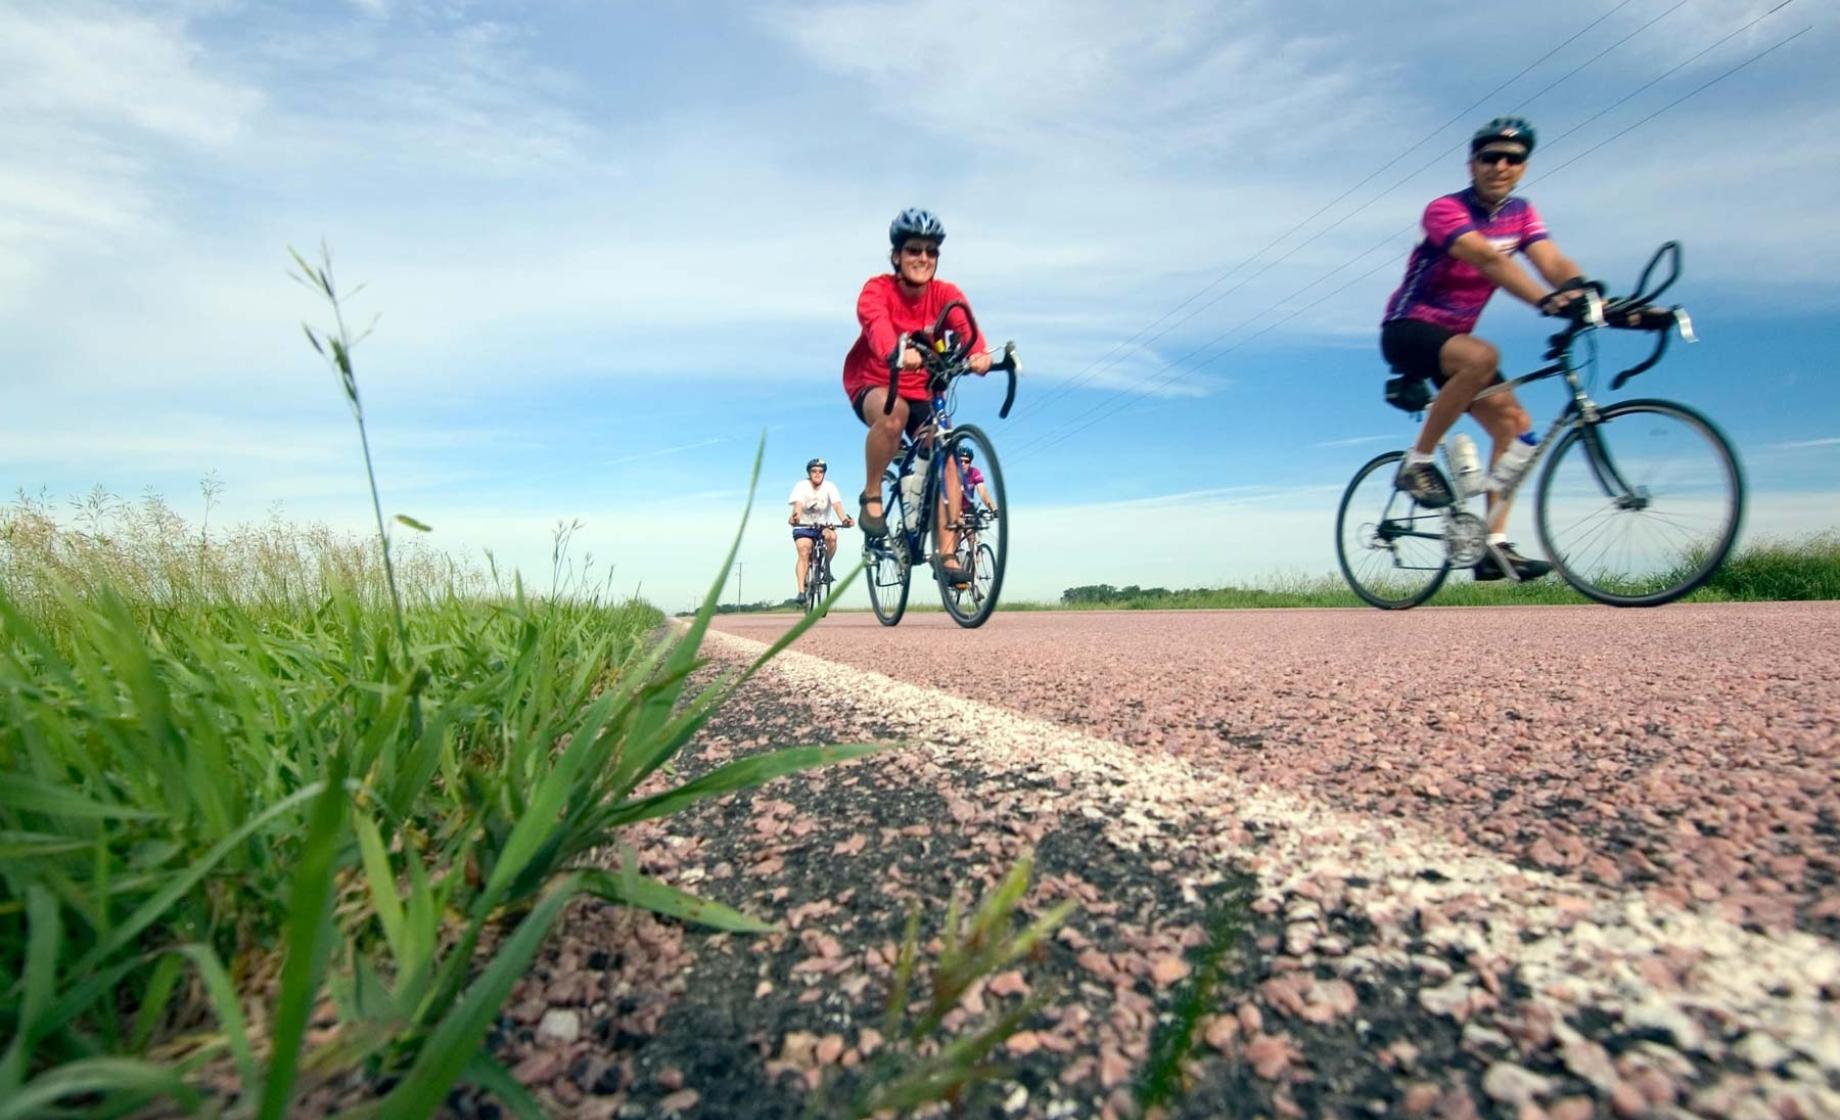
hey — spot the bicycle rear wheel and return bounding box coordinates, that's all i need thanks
[939,425,1007,628]
[1335,450,1450,610]
[869,470,912,626]
[1535,398,1743,607]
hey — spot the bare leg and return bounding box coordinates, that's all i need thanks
[860,386,910,522]
[1414,335,1501,454]
[938,458,965,569]
[794,536,813,595]
[1468,391,1534,535]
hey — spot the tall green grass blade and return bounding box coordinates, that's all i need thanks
[0,886,59,1092]
[256,758,349,1120]
[127,953,183,1051]
[580,868,774,933]
[379,873,583,1120]
[599,743,882,829]
[462,1052,547,1120]
[0,779,163,821]
[625,436,763,753]
[0,1058,199,1120]
[173,944,258,1100]
[69,782,325,979]
[354,812,408,967]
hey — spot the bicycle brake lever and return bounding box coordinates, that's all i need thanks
[1674,308,1697,343]
[1582,290,1605,328]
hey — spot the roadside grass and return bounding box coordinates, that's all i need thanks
[0,247,879,1119]
[1686,532,1840,601]
[1010,534,1840,611]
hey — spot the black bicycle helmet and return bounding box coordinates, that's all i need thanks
[1471,116,1536,154]
[806,458,826,471]
[889,207,946,246]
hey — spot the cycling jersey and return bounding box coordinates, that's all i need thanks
[788,479,844,526]
[842,275,985,404]
[956,464,986,502]
[1382,188,1548,335]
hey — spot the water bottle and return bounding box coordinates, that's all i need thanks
[1487,434,1538,493]
[1446,434,1482,499]
[900,448,928,530]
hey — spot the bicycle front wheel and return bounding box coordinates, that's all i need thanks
[939,425,1007,628]
[869,469,913,626]
[1335,450,1450,610]
[1535,398,1743,607]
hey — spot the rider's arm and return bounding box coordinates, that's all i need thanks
[937,282,992,373]
[1448,231,1551,309]
[858,278,902,364]
[1523,240,1583,289]
[977,483,996,509]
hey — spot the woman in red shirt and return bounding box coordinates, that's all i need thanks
[843,209,990,579]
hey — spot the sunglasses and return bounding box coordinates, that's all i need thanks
[900,244,941,259]
[1473,149,1528,166]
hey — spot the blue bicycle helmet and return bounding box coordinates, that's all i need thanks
[1471,116,1536,154]
[889,208,946,246]
[956,445,974,462]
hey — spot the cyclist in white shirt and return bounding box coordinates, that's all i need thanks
[788,458,852,599]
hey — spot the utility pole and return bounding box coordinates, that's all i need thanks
[735,562,745,611]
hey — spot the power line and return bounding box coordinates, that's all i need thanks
[1009,18,1811,465]
[1008,0,1710,461]
[1023,0,1641,422]
[1019,0,1644,424]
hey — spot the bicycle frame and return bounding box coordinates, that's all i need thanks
[1469,294,1694,512]
[1371,247,1697,568]
[876,298,1017,570]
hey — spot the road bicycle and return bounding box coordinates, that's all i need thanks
[1336,242,1744,609]
[796,526,840,614]
[865,301,1020,628]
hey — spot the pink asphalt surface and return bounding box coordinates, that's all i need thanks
[714,604,1840,932]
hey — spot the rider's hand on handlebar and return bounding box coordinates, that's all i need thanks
[900,346,925,371]
[788,512,799,526]
[841,516,854,528]
[968,351,992,375]
[1539,288,1584,317]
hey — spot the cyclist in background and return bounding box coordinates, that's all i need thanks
[953,445,998,519]
[843,208,990,584]
[1379,116,1590,581]
[788,458,851,599]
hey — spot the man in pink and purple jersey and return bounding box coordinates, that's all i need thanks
[1380,116,1589,581]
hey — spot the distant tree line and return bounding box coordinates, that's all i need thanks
[1060,584,1180,604]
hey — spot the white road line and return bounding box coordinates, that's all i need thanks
[704,627,1840,1111]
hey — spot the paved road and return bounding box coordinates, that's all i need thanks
[667,604,1840,1116]
[716,604,1840,936]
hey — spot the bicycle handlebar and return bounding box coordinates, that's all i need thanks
[881,310,1022,419]
[1539,243,1697,390]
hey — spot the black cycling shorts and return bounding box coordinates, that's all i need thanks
[1380,318,1457,384]
[851,384,933,438]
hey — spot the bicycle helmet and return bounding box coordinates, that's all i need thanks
[956,446,974,462]
[806,458,826,471]
[1471,116,1536,155]
[889,207,946,247]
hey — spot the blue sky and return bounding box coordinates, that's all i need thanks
[3,0,1836,609]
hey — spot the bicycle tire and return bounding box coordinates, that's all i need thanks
[803,544,831,616]
[1335,450,1451,610]
[939,425,1007,628]
[1535,398,1743,607]
[869,468,912,626]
